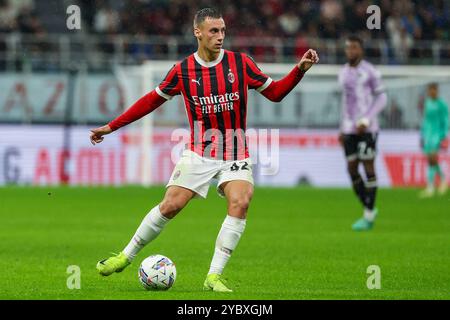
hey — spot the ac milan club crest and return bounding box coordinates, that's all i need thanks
[227,69,235,83]
[173,170,181,180]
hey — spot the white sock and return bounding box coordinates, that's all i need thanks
[123,205,170,261]
[364,208,376,222]
[208,215,246,275]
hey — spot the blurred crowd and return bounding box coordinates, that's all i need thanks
[78,0,449,40]
[0,0,44,34]
[1,0,449,40]
[0,0,449,67]
[78,0,450,63]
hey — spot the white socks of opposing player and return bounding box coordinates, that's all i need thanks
[208,215,246,275]
[123,205,169,261]
[364,208,376,222]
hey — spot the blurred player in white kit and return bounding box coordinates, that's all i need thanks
[338,36,387,231]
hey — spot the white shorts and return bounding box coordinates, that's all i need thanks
[166,149,254,199]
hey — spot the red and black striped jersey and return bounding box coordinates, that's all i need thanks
[156,49,272,161]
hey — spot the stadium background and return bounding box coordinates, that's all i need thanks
[0,0,449,301]
[0,0,449,188]
[1,0,449,188]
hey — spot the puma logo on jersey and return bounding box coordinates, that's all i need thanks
[191,78,201,86]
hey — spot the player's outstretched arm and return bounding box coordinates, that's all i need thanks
[261,49,319,102]
[90,90,166,145]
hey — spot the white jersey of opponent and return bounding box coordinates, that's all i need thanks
[338,60,385,134]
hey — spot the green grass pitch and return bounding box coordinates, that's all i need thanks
[0,186,448,300]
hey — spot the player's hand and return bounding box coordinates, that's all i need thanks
[90,125,112,145]
[441,138,449,150]
[298,49,319,72]
[338,133,344,146]
[356,124,367,135]
[356,118,369,135]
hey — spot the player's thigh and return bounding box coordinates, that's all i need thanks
[346,158,360,176]
[342,134,359,162]
[166,149,218,199]
[357,132,378,161]
[160,185,196,218]
[216,158,254,197]
[361,159,376,176]
[221,180,254,217]
[423,135,440,163]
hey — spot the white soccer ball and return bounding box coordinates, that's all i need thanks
[138,254,177,290]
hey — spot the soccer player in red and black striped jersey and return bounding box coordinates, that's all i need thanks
[91,8,319,292]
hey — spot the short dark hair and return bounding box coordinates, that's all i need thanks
[428,82,439,89]
[346,35,364,48]
[193,8,222,27]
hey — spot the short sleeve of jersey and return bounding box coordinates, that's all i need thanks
[156,64,180,100]
[368,66,385,95]
[244,54,273,92]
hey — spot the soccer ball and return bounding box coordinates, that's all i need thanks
[138,254,177,290]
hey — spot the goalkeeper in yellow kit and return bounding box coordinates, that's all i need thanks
[419,83,449,198]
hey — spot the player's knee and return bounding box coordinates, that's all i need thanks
[229,191,253,213]
[429,154,438,165]
[366,171,376,180]
[363,166,376,179]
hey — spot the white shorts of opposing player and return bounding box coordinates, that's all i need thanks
[167,149,254,199]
